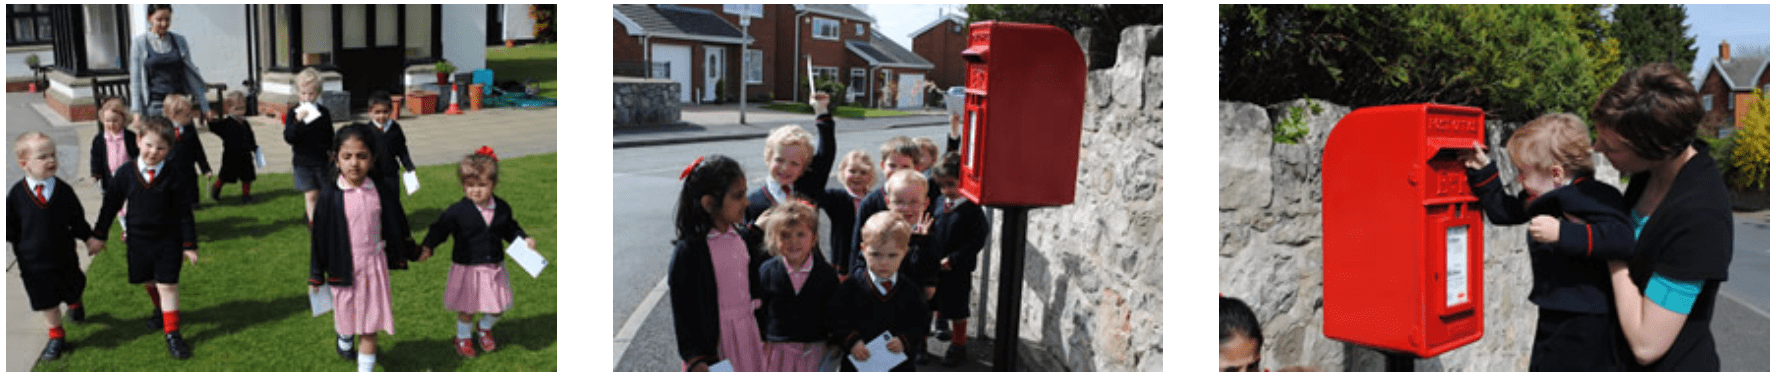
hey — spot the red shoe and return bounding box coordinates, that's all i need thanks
[477,328,496,352]
[455,338,476,358]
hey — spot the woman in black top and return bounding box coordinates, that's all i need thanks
[1592,62,1734,371]
[129,4,211,125]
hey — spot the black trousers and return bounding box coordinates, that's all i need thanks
[1529,308,1623,371]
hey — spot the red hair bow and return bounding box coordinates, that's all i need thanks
[679,156,705,180]
[475,145,498,162]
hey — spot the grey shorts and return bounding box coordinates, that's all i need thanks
[292,165,327,192]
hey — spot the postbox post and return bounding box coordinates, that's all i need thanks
[991,207,1028,371]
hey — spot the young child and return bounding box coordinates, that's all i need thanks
[668,154,767,372]
[1219,296,1263,372]
[207,90,258,203]
[91,98,140,199]
[826,150,876,278]
[912,137,939,173]
[926,151,988,366]
[830,211,930,372]
[754,200,840,371]
[361,90,417,194]
[308,124,419,372]
[417,146,537,358]
[9,132,103,361]
[284,67,333,224]
[163,93,211,208]
[91,117,200,360]
[746,93,836,225]
[1460,113,1635,371]
[846,137,925,273]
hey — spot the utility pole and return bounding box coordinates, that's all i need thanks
[739,14,750,124]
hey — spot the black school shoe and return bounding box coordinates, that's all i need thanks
[39,338,70,361]
[337,334,356,360]
[210,187,222,202]
[241,193,256,203]
[69,305,86,323]
[147,311,163,330]
[942,344,968,367]
[165,331,192,359]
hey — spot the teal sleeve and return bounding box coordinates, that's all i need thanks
[1644,272,1703,315]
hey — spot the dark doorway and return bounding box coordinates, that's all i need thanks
[334,4,405,111]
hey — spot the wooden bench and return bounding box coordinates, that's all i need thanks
[89,76,227,113]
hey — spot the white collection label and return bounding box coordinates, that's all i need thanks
[1446,226,1469,307]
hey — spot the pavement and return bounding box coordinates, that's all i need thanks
[4,91,556,371]
[613,103,952,148]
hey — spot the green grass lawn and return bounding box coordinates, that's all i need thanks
[36,154,557,372]
[486,43,557,99]
[761,103,920,118]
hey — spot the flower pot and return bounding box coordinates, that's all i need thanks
[436,72,449,85]
[468,84,484,111]
[406,91,438,115]
[390,95,404,119]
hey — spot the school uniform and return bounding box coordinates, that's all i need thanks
[93,160,197,284]
[757,253,840,371]
[421,196,528,313]
[668,225,767,371]
[744,114,836,224]
[90,129,139,184]
[310,176,418,288]
[928,196,988,319]
[7,177,93,311]
[310,177,414,337]
[847,182,944,274]
[169,121,211,205]
[1617,141,1733,371]
[830,269,929,372]
[1468,162,1635,371]
[208,115,257,184]
[815,187,861,274]
[362,120,415,193]
[283,103,334,192]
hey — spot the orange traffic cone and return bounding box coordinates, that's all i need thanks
[28,82,36,93]
[445,82,463,115]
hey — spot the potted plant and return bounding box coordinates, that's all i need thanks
[433,59,455,85]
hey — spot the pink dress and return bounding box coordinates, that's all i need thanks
[443,200,514,313]
[105,129,130,219]
[709,227,765,371]
[331,177,395,336]
[764,256,825,372]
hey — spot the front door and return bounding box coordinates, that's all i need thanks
[335,4,405,109]
[704,47,724,103]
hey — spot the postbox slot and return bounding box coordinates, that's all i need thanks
[962,46,988,63]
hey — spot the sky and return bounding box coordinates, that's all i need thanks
[861,4,968,50]
[1680,4,1770,83]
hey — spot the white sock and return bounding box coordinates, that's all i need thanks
[456,320,473,339]
[478,314,500,330]
[358,353,376,372]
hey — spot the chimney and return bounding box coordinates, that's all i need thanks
[1721,40,1731,62]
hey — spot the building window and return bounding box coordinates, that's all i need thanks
[723,4,761,18]
[850,68,866,98]
[1728,94,1736,111]
[745,49,762,84]
[1703,94,1713,112]
[813,17,839,40]
[813,66,838,81]
[856,24,864,36]
[8,5,52,45]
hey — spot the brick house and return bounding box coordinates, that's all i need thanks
[1697,40,1771,136]
[613,4,930,108]
[910,14,968,95]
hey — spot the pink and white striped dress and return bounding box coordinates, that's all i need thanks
[331,177,395,336]
[443,199,514,313]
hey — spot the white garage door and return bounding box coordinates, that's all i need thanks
[652,44,693,103]
[897,73,924,110]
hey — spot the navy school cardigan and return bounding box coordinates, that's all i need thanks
[421,196,529,265]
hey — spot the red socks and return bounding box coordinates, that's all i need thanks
[144,284,162,311]
[163,311,180,333]
[48,326,64,340]
[212,180,224,191]
[242,181,252,195]
[951,319,968,346]
[67,303,81,311]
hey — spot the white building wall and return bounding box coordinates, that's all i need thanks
[442,4,488,74]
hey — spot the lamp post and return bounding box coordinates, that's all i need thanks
[739,15,750,124]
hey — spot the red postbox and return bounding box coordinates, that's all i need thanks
[957,21,1086,207]
[1321,104,1486,358]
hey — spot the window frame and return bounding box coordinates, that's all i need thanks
[812,17,839,40]
[8,4,53,46]
[745,49,763,84]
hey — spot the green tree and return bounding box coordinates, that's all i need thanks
[1219,4,1621,123]
[966,4,1162,69]
[1608,4,1696,74]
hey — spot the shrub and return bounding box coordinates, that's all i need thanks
[1272,99,1322,144]
[1726,89,1770,191]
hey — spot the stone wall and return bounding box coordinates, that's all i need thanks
[1218,100,1623,371]
[614,77,680,126]
[970,24,1163,372]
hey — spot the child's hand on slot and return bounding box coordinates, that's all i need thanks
[886,336,904,353]
[852,341,871,361]
[1460,141,1490,170]
[1528,215,1560,244]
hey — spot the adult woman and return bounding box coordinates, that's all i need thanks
[1593,62,1734,371]
[130,4,211,125]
